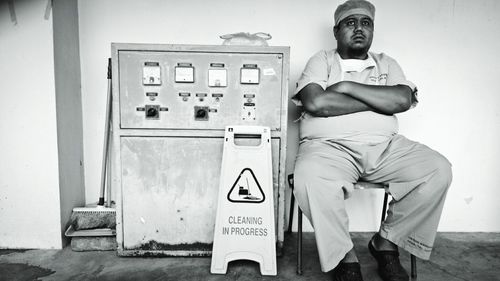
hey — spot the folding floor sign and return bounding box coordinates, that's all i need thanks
[211,126,276,276]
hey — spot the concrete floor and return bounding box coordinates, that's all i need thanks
[1,232,499,281]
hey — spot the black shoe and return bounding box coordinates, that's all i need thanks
[368,236,409,281]
[332,262,364,281]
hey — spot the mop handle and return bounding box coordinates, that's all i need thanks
[98,58,112,206]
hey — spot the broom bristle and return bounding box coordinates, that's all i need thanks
[71,207,116,231]
[72,207,116,213]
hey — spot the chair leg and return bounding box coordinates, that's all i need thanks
[297,207,303,275]
[381,192,389,222]
[411,254,417,279]
[287,193,295,233]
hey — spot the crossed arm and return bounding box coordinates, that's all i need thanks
[298,81,414,117]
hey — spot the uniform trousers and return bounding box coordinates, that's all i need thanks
[293,134,452,272]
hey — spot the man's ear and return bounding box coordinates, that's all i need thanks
[333,26,339,39]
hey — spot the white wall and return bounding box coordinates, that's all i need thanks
[0,0,62,248]
[78,0,500,232]
[53,0,85,242]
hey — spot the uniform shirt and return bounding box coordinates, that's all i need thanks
[292,49,417,144]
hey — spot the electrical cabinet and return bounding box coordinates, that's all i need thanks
[112,44,289,256]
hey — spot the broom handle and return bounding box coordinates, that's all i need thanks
[105,120,112,207]
[98,58,112,206]
[105,74,113,208]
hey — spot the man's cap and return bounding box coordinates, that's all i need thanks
[334,0,375,26]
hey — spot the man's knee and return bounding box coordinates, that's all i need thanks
[416,153,452,202]
[431,154,453,188]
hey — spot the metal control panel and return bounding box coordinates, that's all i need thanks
[112,44,289,257]
[119,51,283,130]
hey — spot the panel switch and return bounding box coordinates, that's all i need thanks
[194,106,209,121]
[145,105,160,119]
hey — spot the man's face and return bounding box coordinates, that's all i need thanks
[334,14,374,58]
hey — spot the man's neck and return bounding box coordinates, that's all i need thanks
[337,49,369,60]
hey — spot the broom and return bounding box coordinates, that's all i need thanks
[70,58,116,231]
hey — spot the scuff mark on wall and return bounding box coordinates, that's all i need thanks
[7,0,17,25]
[452,0,456,18]
[44,0,52,20]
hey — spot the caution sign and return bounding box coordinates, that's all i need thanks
[211,126,276,276]
[227,168,265,203]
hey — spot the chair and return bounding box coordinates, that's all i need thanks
[287,174,417,278]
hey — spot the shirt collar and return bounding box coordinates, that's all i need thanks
[336,52,376,73]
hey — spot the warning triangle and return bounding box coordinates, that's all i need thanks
[227,168,265,203]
